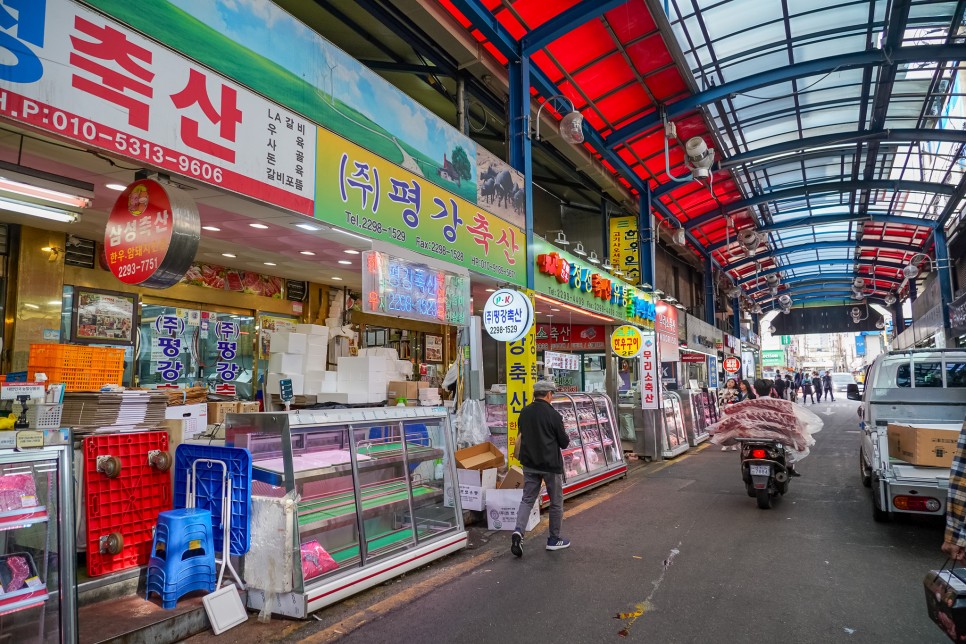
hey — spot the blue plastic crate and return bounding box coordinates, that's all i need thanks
[5,371,27,383]
[173,444,252,557]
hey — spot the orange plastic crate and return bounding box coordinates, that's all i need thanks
[28,344,125,391]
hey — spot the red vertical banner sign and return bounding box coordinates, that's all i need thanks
[506,290,537,468]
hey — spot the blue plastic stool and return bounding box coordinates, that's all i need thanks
[145,508,217,609]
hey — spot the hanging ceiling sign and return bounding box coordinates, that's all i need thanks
[609,216,640,283]
[483,289,534,343]
[0,0,316,215]
[533,238,655,327]
[316,129,524,286]
[362,251,470,325]
[611,325,644,359]
[105,179,200,289]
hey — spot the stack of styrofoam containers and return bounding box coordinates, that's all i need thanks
[419,387,442,406]
[337,356,392,403]
[267,331,306,395]
[295,324,329,396]
[325,298,344,330]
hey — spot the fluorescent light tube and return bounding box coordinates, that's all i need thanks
[0,197,78,223]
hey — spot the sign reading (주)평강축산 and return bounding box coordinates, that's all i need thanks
[482,289,534,343]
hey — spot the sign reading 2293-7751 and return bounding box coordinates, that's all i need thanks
[0,0,316,215]
[316,128,526,286]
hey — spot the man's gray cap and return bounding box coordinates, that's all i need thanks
[533,380,557,393]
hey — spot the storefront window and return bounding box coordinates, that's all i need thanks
[138,304,255,398]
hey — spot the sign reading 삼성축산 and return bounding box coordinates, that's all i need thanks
[482,289,534,343]
[723,356,742,374]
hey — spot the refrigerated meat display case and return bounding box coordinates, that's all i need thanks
[226,407,466,618]
[678,389,718,446]
[0,444,76,643]
[661,391,690,458]
[549,392,627,501]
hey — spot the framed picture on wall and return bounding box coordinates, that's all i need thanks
[71,287,138,345]
[424,333,443,363]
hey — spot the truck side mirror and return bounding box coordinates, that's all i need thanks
[846,383,861,401]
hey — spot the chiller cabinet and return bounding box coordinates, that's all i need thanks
[226,407,466,618]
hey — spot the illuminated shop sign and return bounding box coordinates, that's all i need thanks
[534,242,655,327]
[362,251,470,325]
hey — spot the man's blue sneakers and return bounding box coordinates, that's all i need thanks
[546,537,570,551]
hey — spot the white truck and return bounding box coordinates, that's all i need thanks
[852,349,966,522]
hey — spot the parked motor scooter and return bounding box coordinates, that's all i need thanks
[737,438,790,509]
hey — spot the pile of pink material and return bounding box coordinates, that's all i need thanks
[708,398,823,461]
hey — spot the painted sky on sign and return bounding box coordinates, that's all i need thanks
[167,0,474,181]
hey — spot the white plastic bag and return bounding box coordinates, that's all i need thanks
[455,398,488,449]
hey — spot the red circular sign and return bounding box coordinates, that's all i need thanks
[104,179,200,288]
[723,356,742,373]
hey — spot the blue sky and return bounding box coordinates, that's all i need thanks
[168,0,475,176]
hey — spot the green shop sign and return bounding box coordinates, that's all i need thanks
[762,350,786,366]
[533,238,654,327]
[316,128,525,285]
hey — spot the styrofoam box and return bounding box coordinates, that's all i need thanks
[485,489,539,531]
[338,356,389,373]
[304,369,328,381]
[266,372,305,396]
[302,357,326,373]
[271,332,306,354]
[269,353,304,373]
[295,324,328,336]
[303,380,322,396]
[315,392,366,405]
[305,334,328,348]
[322,372,337,383]
[319,381,337,393]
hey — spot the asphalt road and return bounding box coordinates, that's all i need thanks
[328,397,949,644]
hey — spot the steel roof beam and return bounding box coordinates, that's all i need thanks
[521,0,626,55]
[706,213,934,252]
[684,179,953,230]
[721,239,918,272]
[717,128,966,169]
[606,44,966,147]
[734,258,907,285]
[745,274,903,298]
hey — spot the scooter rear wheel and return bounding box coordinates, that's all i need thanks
[756,487,771,509]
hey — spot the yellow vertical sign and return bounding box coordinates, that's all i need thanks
[609,216,640,283]
[506,290,536,468]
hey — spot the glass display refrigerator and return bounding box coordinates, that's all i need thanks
[661,391,690,458]
[226,407,466,618]
[0,444,76,643]
[549,392,627,501]
[678,388,718,447]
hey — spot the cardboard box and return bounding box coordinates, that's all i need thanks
[454,442,505,471]
[456,468,497,511]
[887,423,959,467]
[485,488,539,531]
[499,466,525,490]
[164,403,208,439]
[387,381,418,400]
[236,401,260,414]
[207,401,237,425]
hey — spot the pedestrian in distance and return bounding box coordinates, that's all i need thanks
[774,374,787,400]
[822,370,835,401]
[719,378,739,407]
[510,380,570,558]
[801,378,814,404]
[785,374,797,403]
[811,372,823,403]
[737,379,757,401]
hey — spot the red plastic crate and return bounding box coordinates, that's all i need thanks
[84,431,171,577]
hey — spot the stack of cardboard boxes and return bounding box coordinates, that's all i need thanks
[448,442,537,531]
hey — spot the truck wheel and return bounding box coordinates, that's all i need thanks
[859,449,872,488]
[756,488,771,509]
[871,476,890,523]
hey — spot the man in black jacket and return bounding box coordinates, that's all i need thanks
[511,380,570,557]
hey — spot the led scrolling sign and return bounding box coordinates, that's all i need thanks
[362,251,470,326]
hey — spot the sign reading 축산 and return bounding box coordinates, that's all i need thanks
[315,128,525,286]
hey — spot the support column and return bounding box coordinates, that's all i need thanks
[638,190,655,289]
[731,297,741,338]
[704,256,716,326]
[508,54,534,289]
[908,277,918,304]
[935,227,954,330]
[893,300,905,334]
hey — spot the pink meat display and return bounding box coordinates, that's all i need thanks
[708,398,823,460]
[0,474,37,512]
[5,555,29,592]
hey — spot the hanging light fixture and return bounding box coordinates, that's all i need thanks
[587,250,600,265]
[531,94,585,145]
[547,230,570,246]
[613,267,625,277]
[884,293,897,305]
[573,241,587,257]
[602,257,613,270]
